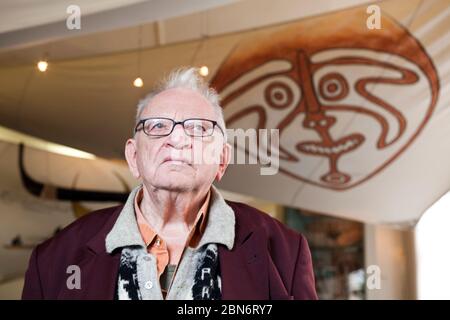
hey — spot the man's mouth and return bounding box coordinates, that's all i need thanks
[162,156,192,166]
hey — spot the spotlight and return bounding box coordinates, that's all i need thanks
[199,66,209,77]
[37,60,48,72]
[133,77,143,87]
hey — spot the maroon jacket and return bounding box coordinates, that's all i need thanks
[22,200,317,300]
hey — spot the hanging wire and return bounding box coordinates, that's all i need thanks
[137,24,143,76]
[190,10,209,70]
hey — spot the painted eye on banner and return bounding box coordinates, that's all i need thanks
[319,73,349,101]
[264,81,294,109]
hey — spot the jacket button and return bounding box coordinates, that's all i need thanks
[145,281,153,289]
[143,255,151,262]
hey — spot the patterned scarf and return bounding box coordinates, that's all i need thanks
[115,243,222,300]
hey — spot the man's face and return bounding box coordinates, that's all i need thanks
[126,87,229,193]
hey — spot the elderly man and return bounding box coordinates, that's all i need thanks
[22,68,317,300]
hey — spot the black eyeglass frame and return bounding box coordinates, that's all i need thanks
[134,117,225,137]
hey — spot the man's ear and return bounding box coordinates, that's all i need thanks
[215,142,232,182]
[125,138,141,179]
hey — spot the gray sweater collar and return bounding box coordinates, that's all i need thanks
[105,184,235,253]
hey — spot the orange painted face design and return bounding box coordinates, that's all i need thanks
[211,9,439,190]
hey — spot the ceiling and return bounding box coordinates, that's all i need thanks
[0,0,372,66]
[2,0,449,226]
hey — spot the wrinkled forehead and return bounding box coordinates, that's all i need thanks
[141,87,217,119]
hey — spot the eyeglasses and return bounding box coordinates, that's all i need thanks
[135,117,225,137]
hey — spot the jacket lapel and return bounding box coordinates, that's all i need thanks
[219,221,269,300]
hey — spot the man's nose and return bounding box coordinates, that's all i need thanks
[167,123,191,148]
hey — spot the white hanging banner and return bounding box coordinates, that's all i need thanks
[212,0,450,225]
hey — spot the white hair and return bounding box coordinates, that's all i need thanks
[135,67,227,140]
